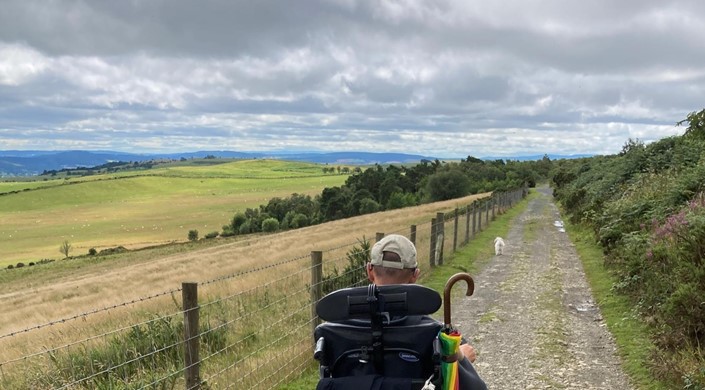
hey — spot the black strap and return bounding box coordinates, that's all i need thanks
[367,284,385,375]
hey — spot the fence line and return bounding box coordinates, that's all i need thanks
[0,187,526,389]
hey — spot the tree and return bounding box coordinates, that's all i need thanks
[677,108,705,140]
[425,169,470,201]
[59,240,72,258]
[358,198,381,214]
[188,230,199,241]
[231,212,247,232]
[261,217,279,233]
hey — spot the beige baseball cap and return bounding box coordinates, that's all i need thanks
[370,234,417,269]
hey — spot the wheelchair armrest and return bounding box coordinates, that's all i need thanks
[314,336,326,362]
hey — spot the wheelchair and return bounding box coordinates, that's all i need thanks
[313,283,444,390]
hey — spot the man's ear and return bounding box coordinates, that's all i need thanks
[409,268,420,283]
[366,263,375,282]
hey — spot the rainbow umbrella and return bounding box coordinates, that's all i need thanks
[439,273,475,390]
[437,327,462,390]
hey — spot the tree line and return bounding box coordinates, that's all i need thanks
[220,156,553,237]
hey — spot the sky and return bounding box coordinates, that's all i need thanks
[1,0,703,159]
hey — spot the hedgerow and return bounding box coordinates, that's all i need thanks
[552,109,705,387]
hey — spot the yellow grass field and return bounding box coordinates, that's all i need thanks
[0,159,348,266]
[0,191,489,361]
[0,159,494,388]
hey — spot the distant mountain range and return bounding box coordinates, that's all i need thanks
[0,150,593,176]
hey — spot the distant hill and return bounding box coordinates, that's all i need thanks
[0,150,593,176]
[479,154,594,161]
[0,150,438,176]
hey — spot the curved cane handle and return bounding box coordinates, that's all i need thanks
[443,273,474,325]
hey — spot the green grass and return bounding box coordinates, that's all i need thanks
[276,366,320,390]
[0,159,348,266]
[564,220,674,390]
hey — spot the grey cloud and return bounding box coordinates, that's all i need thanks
[0,0,703,157]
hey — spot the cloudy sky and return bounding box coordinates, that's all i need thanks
[1,0,703,158]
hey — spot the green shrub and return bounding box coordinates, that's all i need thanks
[291,213,309,228]
[187,229,199,241]
[425,169,470,201]
[231,212,247,231]
[88,248,97,256]
[643,195,705,350]
[98,246,127,255]
[358,198,380,214]
[204,231,219,239]
[320,237,371,294]
[261,217,279,233]
[25,316,227,389]
[238,221,251,235]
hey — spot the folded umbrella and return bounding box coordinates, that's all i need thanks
[438,273,474,390]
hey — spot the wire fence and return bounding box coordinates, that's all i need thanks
[0,188,526,389]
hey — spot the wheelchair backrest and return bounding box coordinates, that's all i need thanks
[314,284,443,383]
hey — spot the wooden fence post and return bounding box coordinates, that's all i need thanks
[491,195,496,220]
[453,208,459,253]
[464,205,470,244]
[472,201,477,236]
[182,282,200,390]
[410,225,416,246]
[436,212,445,265]
[310,251,323,336]
[430,218,437,267]
[485,200,490,227]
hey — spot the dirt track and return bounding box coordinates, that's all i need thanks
[451,186,633,389]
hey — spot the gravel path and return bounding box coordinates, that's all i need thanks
[450,186,633,389]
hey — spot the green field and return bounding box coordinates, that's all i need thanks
[0,159,348,266]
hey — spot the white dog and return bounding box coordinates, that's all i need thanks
[494,237,505,256]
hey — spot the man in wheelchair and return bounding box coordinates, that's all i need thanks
[314,234,487,389]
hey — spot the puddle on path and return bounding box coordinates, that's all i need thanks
[572,302,597,312]
[553,220,565,232]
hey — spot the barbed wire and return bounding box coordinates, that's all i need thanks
[54,328,186,390]
[252,338,310,389]
[224,318,313,389]
[136,355,186,390]
[198,263,312,310]
[4,192,493,339]
[199,252,310,286]
[0,309,184,368]
[0,287,182,341]
[196,304,313,389]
